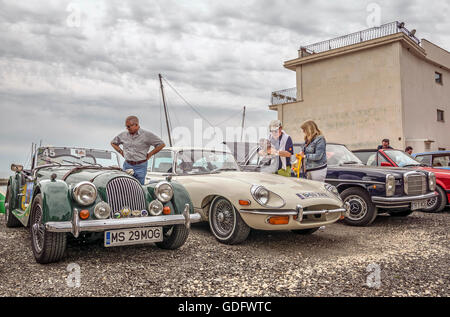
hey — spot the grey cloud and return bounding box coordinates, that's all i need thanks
[0,0,448,178]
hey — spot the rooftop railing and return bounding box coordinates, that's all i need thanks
[300,21,420,55]
[270,22,421,106]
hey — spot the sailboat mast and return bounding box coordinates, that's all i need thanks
[240,106,246,142]
[158,74,173,147]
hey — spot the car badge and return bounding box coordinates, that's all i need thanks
[141,210,148,217]
[131,210,141,217]
[113,212,121,219]
[120,208,131,217]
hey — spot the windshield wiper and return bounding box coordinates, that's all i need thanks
[43,159,62,167]
[62,159,82,166]
[403,164,420,167]
[340,161,360,165]
[81,160,102,167]
[211,168,239,173]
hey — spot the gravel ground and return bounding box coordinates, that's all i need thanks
[0,209,449,297]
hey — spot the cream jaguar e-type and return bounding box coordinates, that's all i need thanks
[145,147,348,244]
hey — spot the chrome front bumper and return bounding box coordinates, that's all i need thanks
[45,204,201,238]
[240,203,349,222]
[371,191,437,204]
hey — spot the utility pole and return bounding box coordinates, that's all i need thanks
[158,74,173,147]
[240,106,246,142]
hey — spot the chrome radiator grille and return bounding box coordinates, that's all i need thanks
[404,174,426,196]
[106,177,146,214]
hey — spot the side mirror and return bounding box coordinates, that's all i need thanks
[380,162,393,167]
[11,164,23,172]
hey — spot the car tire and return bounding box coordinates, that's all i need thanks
[422,185,447,213]
[291,228,319,235]
[341,187,377,226]
[388,210,414,217]
[30,194,67,264]
[155,225,189,250]
[209,196,250,245]
[5,185,22,228]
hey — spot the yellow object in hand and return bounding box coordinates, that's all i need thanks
[292,154,303,178]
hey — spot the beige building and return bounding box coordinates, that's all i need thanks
[270,21,450,152]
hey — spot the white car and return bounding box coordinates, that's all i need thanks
[146,147,348,244]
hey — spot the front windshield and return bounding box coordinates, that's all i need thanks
[35,147,120,168]
[384,150,420,167]
[175,150,239,174]
[326,144,364,166]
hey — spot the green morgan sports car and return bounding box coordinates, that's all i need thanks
[4,145,201,264]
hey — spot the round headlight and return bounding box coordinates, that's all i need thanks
[429,172,436,191]
[94,202,111,219]
[154,181,173,203]
[148,200,164,216]
[251,185,270,206]
[73,182,97,206]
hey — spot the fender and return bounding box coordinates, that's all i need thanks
[436,179,448,191]
[171,182,194,214]
[335,183,369,193]
[145,181,193,215]
[8,175,32,226]
[35,179,73,224]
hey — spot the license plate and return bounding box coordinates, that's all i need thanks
[104,227,163,247]
[411,199,427,210]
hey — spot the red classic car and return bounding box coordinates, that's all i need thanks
[353,149,450,213]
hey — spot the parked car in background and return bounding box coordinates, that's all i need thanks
[5,145,200,263]
[353,148,450,212]
[146,147,348,244]
[412,151,450,171]
[235,143,437,227]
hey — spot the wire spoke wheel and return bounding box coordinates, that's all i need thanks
[209,196,250,244]
[344,195,368,221]
[29,194,67,263]
[31,204,45,253]
[211,199,236,238]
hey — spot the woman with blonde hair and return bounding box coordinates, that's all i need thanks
[299,120,327,182]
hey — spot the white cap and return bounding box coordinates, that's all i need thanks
[269,119,282,131]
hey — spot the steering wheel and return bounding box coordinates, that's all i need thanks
[193,166,208,172]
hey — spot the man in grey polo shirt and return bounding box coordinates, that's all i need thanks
[111,115,165,184]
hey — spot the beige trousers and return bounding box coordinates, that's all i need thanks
[306,167,327,182]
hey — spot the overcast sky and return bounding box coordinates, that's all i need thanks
[0,0,449,177]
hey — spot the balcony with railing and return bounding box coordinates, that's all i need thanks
[271,87,297,106]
